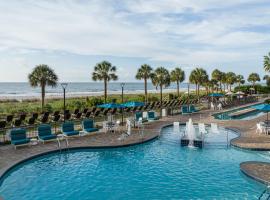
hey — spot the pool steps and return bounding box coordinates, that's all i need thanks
[228,107,257,118]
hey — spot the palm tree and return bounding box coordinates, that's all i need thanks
[221,72,227,91]
[170,67,185,97]
[92,61,118,102]
[226,72,236,91]
[151,67,170,116]
[235,75,245,89]
[263,75,270,87]
[28,64,58,111]
[135,64,153,102]
[211,69,223,91]
[189,68,208,97]
[247,73,260,89]
[264,52,270,72]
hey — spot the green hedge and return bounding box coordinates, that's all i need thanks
[234,84,270,94]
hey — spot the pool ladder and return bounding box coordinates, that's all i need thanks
[57,137,69,152]
[258,186,270,200]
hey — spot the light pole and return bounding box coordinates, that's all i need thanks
[61,83,68,122]
[121,83,125,125]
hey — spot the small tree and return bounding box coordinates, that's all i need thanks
[28,64,58,111]
[248,73,260,89]
[170,67,185,97]
[92,61,118,102]
[151,67,170,117]
[135,64,153,102]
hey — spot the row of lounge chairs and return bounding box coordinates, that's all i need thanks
[181,105,198,115]
[0,99,198,130]
[9,119,99,149]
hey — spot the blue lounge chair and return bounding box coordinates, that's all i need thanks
[181,105,191,115]
[82,119,99,134]
[62,121,80,137]
[147,111,158,121]
[10,128,30,149]
[38,124,57,143]
[189,105,198,113]
[135,112,148,123]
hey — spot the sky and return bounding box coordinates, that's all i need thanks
[0,0,270,82]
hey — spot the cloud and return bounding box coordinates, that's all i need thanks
[0,0,269,81]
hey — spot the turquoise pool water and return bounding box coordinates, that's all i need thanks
[213,103,265,120]
[0,125,269,199]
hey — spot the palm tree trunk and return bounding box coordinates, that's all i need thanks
[160,85,163,118]
[177,81,180,97]
[144,78,147,102]
[219,82,222,92]
[198,84,200,102]
[104,80,107,103]
[230,84,232,91]
[41,84,45,111]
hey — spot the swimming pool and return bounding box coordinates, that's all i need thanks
[213,103,265,120]
[0,125,269,199]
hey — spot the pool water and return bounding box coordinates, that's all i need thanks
[213,104,265,120]
[0,125,269,200]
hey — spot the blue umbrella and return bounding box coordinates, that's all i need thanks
[252,104,270,121]
[97,103,125,109]
[122,101,145,107]
[208,93,224,97]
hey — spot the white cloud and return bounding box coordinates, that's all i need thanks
[0,0,269,81]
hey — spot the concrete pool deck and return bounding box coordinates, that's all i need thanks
[1,101,270,186]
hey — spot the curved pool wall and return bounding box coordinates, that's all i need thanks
[213,103,264,120]
[0,125,269,199]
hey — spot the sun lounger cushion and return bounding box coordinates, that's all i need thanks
[38,124,57,141]
[62,122,79,136]
[82,120,99,133]
[10,128,30,145]
[148,111,158,120]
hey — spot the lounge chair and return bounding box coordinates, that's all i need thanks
[147,111,158,121]
[256,123,266,134]
[181,105,191,115]
[189,105,198,113]
[82,119,99,134]
[62,121,80,137]
[9,128,30,149]
[38,124,57,143]
[135,112,148,123]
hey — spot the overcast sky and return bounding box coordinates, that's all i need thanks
[0,0,269,82]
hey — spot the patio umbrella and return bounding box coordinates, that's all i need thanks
[97,103,126,123]
[208,93,224,97]
[235,91,244,95]
[226,91,234,95]
[251,104,270,121]
[121,101,145,107]
[97,103,125,109]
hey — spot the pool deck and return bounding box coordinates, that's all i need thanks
[1,100,270,186]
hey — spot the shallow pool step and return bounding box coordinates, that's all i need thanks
[228,108,257,117]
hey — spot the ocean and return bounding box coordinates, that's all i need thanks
[0,82,195,100]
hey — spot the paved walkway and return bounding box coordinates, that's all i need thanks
[1,101,270,186]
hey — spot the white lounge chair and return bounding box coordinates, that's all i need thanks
[217,103,222,110]
[256,123,266,134]
[211,123,219,134]
[210,102,215,110]
[198,123,207,134]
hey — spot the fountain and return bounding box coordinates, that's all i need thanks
[186,118,196,147]
[181,118,203,148]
